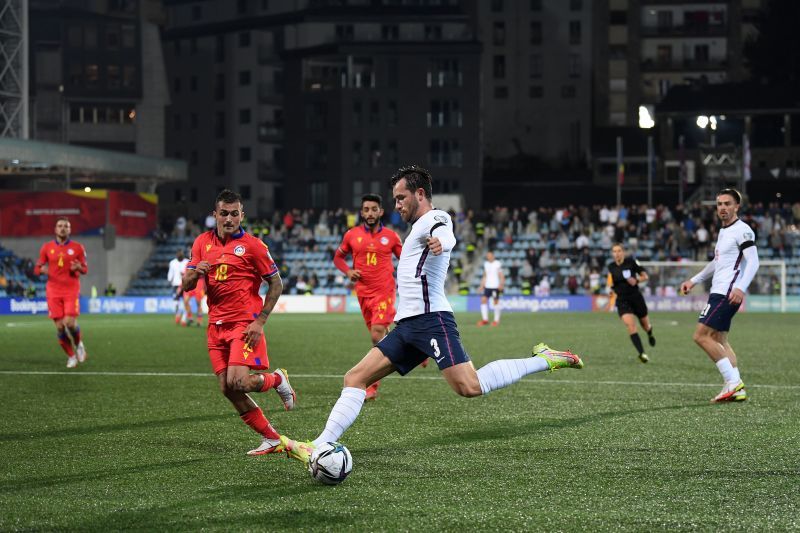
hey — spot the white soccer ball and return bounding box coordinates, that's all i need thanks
[309,441,353,485]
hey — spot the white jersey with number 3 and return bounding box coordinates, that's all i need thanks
[710,219,757,296]
[395,209,456,322]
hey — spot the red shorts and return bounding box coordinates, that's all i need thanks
[184,288,204,300]
[357,292,396,328]
[47,294,80,320]
[206,322,269,375]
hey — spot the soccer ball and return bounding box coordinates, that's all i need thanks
[309,441,353,485]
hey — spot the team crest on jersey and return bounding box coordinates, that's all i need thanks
[380,236,389,245]
[67,249,75,255]
[205,244,212,252]
[357,237,363,243]
[434,215,448,224]
[743,231,754,240]
[234,245,246,256]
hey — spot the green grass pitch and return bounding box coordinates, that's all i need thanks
[1,312,798,531]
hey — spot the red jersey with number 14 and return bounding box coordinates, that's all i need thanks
[187,228,278,324]
[36,239,87,297]
[338,224,402,298]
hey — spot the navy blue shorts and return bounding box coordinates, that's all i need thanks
[376,312,471,375]
[483,288,501,299]
[698,293,740,332]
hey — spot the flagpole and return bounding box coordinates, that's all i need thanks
[616,136,623,206]
[678,134,685,205]
[742,133,750,197]
[647,135,653,206]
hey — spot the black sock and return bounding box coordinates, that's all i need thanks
[647,327,655,346]
[630,333,644,355]
[647,326,654,338]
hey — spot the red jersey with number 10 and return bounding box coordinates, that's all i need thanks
[187,228,278,324]
[36,239,87,296]
[338,224,402,297]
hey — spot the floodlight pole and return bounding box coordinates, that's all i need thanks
[616,136,622,206]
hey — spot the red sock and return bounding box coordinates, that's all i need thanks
[57,332,74,356]
[259,372,281,392]
[240,407,280,439]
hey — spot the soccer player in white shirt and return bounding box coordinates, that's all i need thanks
[680,189,759,403]
[280,165,585,464]
[167,249,189,324]
[478,251,505,326]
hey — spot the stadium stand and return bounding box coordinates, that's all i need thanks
[4,201,799,298]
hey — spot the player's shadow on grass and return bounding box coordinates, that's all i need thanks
[403,402,710,449]
[0,413,230,442]
[0,458,207,494]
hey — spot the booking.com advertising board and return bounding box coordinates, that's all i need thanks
[1,295,797,315]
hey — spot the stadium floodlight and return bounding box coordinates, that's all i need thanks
[696,115,709,129]
[709,116,718,130]
[638,106,655,129]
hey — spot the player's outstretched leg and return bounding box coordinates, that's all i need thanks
[473,343,583,395]
[280,436,316,466]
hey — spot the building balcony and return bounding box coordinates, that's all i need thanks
[641,58,728,72]
[257,121,284,143]
[641,24,727,38]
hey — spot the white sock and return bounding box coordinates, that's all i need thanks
[715,357,737,384]
[480,303,489,321]
[313,387,366,447]
[476,356,550,395]
[493,305,501,323]
[730,366,741,384]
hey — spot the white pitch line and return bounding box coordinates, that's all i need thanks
[0,370,797,390]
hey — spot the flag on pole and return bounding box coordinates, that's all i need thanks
[618,163,625,186]
[743,134,752,182]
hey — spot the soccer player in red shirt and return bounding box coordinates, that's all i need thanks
[33,217,88,368]
[182,190,297,456]
[333,193,403,400]
[181,274,205,326]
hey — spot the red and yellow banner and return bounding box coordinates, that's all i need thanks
[0,190,157,237]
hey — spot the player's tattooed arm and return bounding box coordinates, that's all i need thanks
[256,271,284,323]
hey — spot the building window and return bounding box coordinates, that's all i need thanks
[123,66,136,88]
[190,38,197,54]
[121,24,136,48]
[429,139,462,167]
[493,22,505,46]
[494,86,508,99]
[570,0,582,10]
[369,100,380,126]
[336,24,354,41]
[529,85,543,98]
[306,141,328,170]
[190,76,198,92]
[386,140,398,167]
[190,151,198,166]
[610,10,627,25]
[190,113,198,129]
[387,100,398,127]
[305,102,328,130]
[491,0,503,13]
[562,85,576,98]
[425,24,442,40]
[238,71,251,86]
[529,54,542,78]
[428,99,462,127]
[107,65,121,89]
[381,25,399,40]
[174,40,182,56]
[239,147,251,162]
[352,180,363,208]
[530,21,542,45]
[239,108,251,124]
[369,141,381,167]
[569,21,581,45]
[238,32,250,48]
[173,114,181,130]
[173,77,181,93]
[192,5,202,20]
[107,24,120,50]
[85,64,99,87]
[237,0,248,14]
[352,141,363,167]
[68,25,82,47]
[569,54,581,78]
[352,101,362,127]
[493,55,506,79]
[530,0,541,10]
[310,182,328,208]
[387,58,399,88]
[427,58,462,88]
